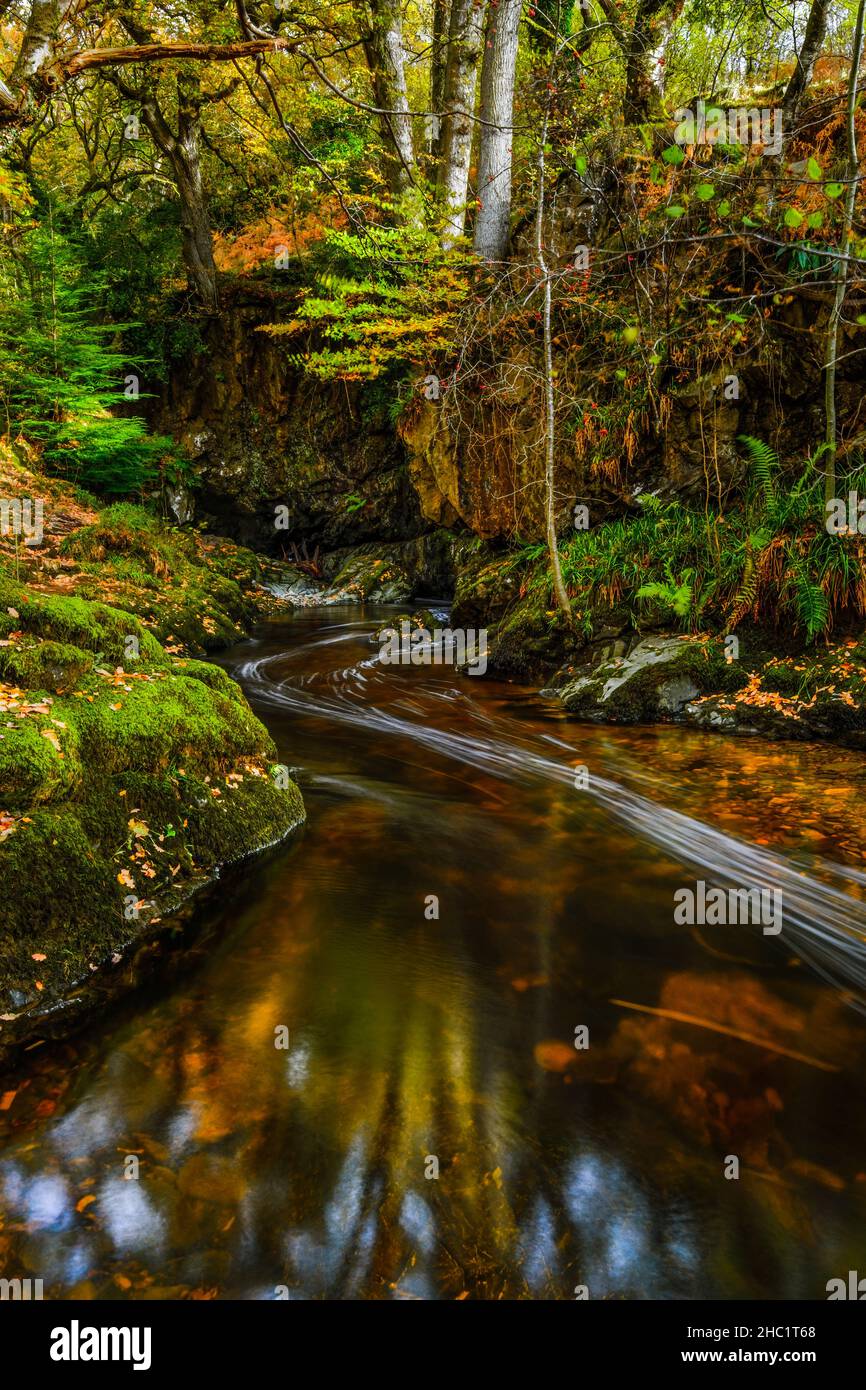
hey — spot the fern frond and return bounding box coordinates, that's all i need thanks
[790,559,830,641]
[738,434,778,503]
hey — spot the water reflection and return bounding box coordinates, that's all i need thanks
[1,608,865,1299]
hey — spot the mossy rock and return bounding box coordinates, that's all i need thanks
[487,594,581,680]
[558,635,748,723]
[70,673,274,778]
[0,810,120,976]
[0,639,93,691]
[169,658,246,703]
[370,609,443,645]
[0,718,81,806]
[0,584,166,666]
[451,550,518,629]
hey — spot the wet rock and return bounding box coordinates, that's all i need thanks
[557,634,742,723]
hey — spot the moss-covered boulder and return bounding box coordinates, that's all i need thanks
[0,580,304,1047]
[556,635,748,723]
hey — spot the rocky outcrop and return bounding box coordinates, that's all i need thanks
[545,630,866,747]
[152,286,426,553]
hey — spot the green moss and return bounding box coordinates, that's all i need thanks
[0,810,120,1000]
[0,585,166,665]
[0,639,93,691]
[0,717,81,806]
[488,593,580,680]
[69,673,274,777]
[169,658,246,703]
[560,637,749,723]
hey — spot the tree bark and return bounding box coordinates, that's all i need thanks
[623,0,681,124]
[356,0,416,199]
[782,0,831,134]
[438,0,487,246]
[473,0,521,261]
[141,75,220,311]
[823,0,865,505]
[2,32,296,119]
[429,0,449,157]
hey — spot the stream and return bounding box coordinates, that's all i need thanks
[2,604,866,1300]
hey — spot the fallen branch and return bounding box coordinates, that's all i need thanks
[609,997,840,1071]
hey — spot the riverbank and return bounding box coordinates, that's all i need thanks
[0,451,305,1065]
[272,524,866,749]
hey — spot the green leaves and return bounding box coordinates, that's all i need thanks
[806,156,823,181]
[695,183,715,201]
[665,205,686,217]
[783,207,804,228]
[824,182,844,199]
[662,145,685,165]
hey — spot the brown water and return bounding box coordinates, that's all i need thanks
[2,605,866,1300]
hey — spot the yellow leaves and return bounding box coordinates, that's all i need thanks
[117,868,135,888]
[76,1194,96,1214]
[40,726,62,752]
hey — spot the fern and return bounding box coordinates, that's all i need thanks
[728,537,759,627]
[738,434,778,504]
[637,563,694,622]
[790,559,830,641]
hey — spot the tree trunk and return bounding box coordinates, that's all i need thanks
[473,0,521,261]
[623,0,680,124]
[429,0,449,157]
[823,0,865,505]
[142,77,220,311]
[782,0,831,134]
[438,0,487,246]
[535,111,571,618]
[358,0,416,198]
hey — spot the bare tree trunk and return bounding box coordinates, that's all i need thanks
[429,0,449,157]
[438,0,487,246]
[823,0,865,505]
[473,0,521,261]
[782,0,831,134]
[141,75,220,311]
[535,111,571,618]
[358,0,417,198]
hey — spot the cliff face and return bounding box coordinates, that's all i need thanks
[156,277,865,554]
[152,286,425,553]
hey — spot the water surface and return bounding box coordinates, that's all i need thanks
[2,606,866,1300]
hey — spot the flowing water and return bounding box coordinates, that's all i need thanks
[2,605,866,1300]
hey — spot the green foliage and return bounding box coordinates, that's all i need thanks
[738,434,777,504]
[637,564,696,623]
[0,219,174,494]
[261,227,469,381]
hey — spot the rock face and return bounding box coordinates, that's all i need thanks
[151,271,865,570]
[151,287,426,553]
